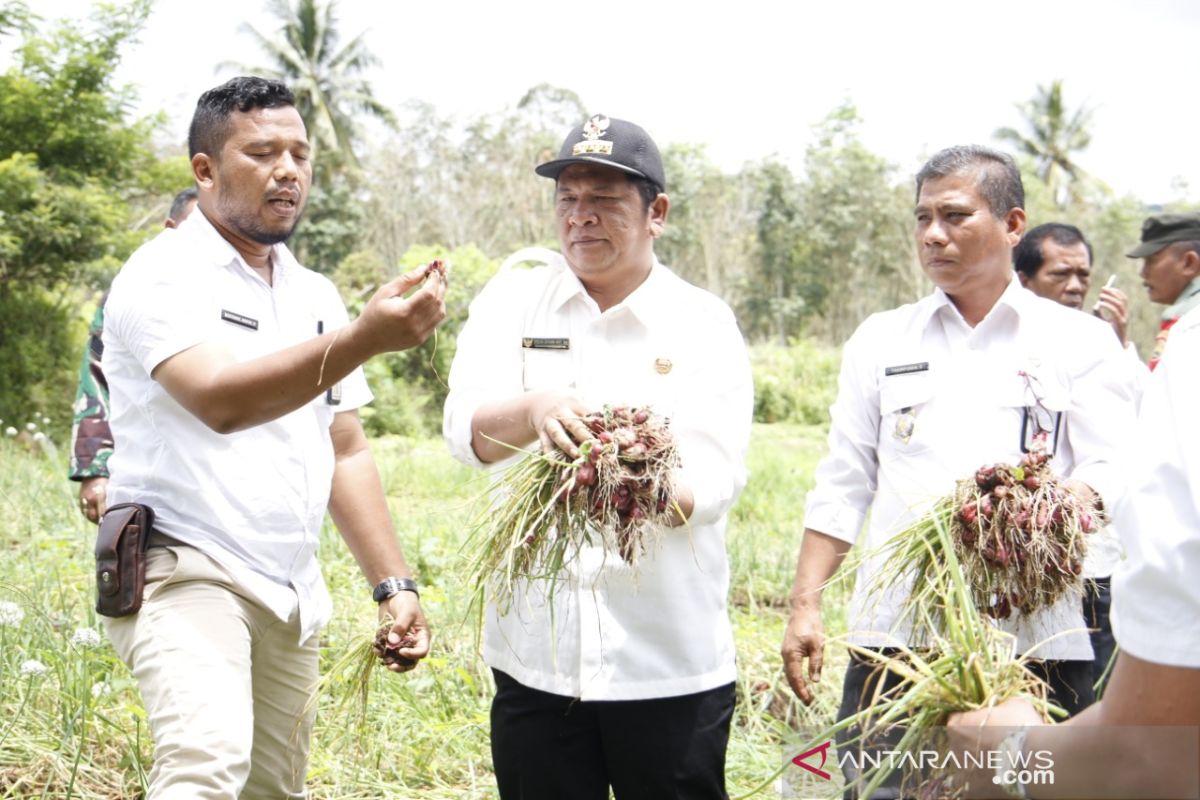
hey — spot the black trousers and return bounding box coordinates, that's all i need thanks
[1085,576,1116,698]
[490,669,736,800]
[835,648,1095,799]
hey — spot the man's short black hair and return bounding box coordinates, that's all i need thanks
[1014,223,1093,278]
[167,187,198,223]
[188,76,296,159]
[915,145,1024,218]
[628,174,661,211]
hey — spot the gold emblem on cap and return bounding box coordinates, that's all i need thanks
[654,357,672,375]
[573,114,614,156]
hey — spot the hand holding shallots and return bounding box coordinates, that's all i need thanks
[881,446,1104,626]
[465,405,683,612]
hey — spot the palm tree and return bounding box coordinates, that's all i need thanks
[0,1,31,37]
[234,0,394,169]
[995,80,1095,208]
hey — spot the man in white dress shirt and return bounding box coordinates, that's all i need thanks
[946,307,1200,799]
[443,114,752,799]
[780,145,1140,796]
[102,77,445,798]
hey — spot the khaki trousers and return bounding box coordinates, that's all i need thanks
[104,545,318,799]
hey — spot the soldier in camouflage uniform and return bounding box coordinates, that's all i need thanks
[70,187,197,522]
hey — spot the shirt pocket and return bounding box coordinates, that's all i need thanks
[522,348,574,392]
[878,372,937,458]
[213,315,273,361]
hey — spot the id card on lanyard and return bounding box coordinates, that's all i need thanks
[1018,369,1060,455]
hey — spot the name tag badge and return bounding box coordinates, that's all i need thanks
[221,309,259,330]
[521,337,570,350]
[884,361,929,377]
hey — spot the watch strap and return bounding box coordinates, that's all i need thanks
[372,576,419,603]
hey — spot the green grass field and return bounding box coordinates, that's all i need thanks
[0,423,852,799]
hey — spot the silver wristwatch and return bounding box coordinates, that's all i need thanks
[372,576,419,603]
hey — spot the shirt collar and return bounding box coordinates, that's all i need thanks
[919,272,1028,331]
[546,255,665,326]
[181,208,297,283]
[1164,276,1200,321]
[547,254,589,312]
[618,259,668,326]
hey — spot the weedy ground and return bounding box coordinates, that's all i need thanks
[0,423,849,799]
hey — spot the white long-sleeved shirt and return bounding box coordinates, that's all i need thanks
[104,210,372,644]
[804,276,1141,659]
[444,253,753,700]
[1111,306,1200,668]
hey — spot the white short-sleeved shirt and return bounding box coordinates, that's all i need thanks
[444,253,753,700]
[805,276,1141,659]
[1111,307,1200,668]
[103,210,371,644]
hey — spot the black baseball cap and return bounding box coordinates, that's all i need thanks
[1126,212,1200,258]
[535,114,666,193]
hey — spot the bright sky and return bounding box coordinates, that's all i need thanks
[12,0,1200,204]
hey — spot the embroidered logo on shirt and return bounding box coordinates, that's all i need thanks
[221,310,259,330]
[521,337,570,350]
[884,361,929,376]
[655,357,673,375]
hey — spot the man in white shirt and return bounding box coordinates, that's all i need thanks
[780,145,1139,795]
[443,114,752,799]
[1013,222,1144,697]
[102,77,445,798]
[946,306,1200,799]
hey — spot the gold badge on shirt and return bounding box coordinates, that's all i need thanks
[893,406,916,443]
[654,357,673,375]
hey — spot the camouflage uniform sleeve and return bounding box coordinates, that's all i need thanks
[69,302,114,481]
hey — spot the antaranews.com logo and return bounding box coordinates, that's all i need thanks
[782,732,1054,799]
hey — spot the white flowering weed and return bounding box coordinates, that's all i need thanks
[0,600,24,626]
[19,659,48,677]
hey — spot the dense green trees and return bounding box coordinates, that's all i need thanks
[1,0,1187,436]
[0,1,187,428]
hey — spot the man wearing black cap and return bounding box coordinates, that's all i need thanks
[1128,211,1200,369]
[444,114,753,799]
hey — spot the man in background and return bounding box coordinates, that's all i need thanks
[1014,222,1130,346]
[1126,211,1200,369]
[1013,221,1141,697]
[70,187,198,523]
